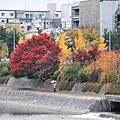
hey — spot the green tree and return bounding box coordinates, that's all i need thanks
[0,40,8,61]
[103,28,120,50]
[0,25,24,57]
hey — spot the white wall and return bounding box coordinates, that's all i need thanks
[61,4,72,28]
[61,4,72,18]
[0,11,15,18]
[47,3,56,19]
[100,1,118,36]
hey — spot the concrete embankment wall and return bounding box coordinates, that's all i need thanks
[6,78,109,94]
[0,87,110,115]
[6,78,56,91]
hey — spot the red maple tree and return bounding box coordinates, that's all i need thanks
[10,33,61,79]
[72,46,100,67]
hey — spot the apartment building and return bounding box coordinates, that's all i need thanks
[71,0,100,30]
[17,10,51,32]
[0,3,61,33]
[0,10,15,25]
[70,0,119,36]
[114,0,120,30]
[115,5,120,30]
[71,4,79,29]
[80,0,100,29]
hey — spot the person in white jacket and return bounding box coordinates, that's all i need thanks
[53,82,57,92]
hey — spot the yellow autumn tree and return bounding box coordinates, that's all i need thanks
[74,29,87,51]
[98,37,107,51]
[18,37,25,44]
[56,32,72,67]
[81,28,100,48]
[82,28,99,42]
[74,28,107,52]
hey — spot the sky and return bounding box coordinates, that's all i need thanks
[0,0,75,11]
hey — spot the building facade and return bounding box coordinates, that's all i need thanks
[61,4,73,29]
[114,0,120,30]
[0,10,15,25]
[100,0,118,35]
[71,0,100,30]
[0,3,61,33]
[79,0,100,30]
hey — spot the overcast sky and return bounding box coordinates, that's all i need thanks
[0,0,75,11]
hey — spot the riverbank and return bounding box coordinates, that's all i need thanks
[0,86,110,115]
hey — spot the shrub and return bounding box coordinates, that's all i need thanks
[0,67,10,77]
[66,80,76,91]
[106,84,120,94]
[5,62,10,71]
[59,80,76,91]
[52,70,61,80]
[62,65,79,82]
[59,80,68,90]
[78,69,90,83]
[89,69,102,82]
[82,82,103,93]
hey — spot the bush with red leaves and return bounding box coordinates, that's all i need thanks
[10,33,61,79]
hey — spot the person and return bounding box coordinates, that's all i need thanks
[53,82,57,92]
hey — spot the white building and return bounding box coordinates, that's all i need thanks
[0,10,15,25]
[100,0,118,35]
[0,3,61,33]
[17,10,52,32]
[61,4,73,29]
[47,3,56,19]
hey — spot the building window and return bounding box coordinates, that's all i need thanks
[1,13,5,16]
[30,14,33,19]
[27,26,31,31]
[117,15,120,21]
[2,20,5,23]
[26,20,30,23]
[47,22,51,25]
[26,14,29,19]
[21,26,24,29]
[38,14,44,19]
[10,13,13,16]
[55,14,58,17]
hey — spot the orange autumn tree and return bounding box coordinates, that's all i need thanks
[97,51,120,84]
[86,51,120,84]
